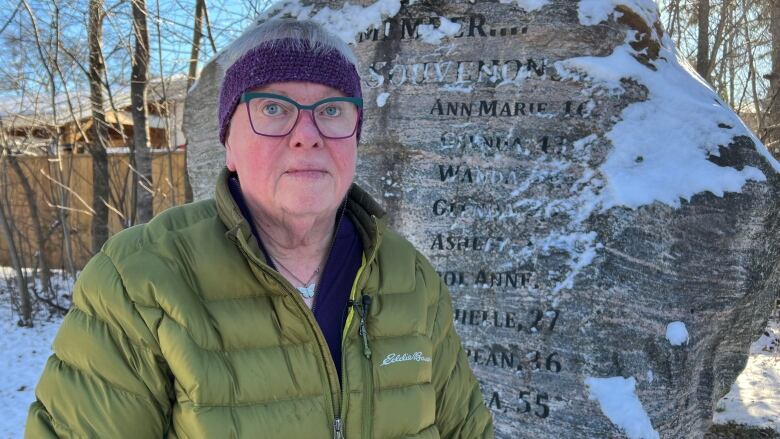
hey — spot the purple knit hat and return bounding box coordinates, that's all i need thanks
[218,38,363,145]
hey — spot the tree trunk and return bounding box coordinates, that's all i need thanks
[131,0,153,224]
[187,0,205,91]
[54,147,77,280]
[17,0,59,292]
[768,0,780,151]
[183,0,208,204]
[696,0,710,81]
[88,0,110,253]
[0,158,33,327]
[7,157,52,298]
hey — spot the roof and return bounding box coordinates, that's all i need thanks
[0,75,188,129]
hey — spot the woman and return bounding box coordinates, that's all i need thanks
[26,19,493,439]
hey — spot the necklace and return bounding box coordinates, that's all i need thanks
[267,199,347,300]
[269,256,319,298]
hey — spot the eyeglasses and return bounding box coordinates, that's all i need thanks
[240,92,363,139]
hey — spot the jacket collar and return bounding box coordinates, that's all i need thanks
[215,167,386,267]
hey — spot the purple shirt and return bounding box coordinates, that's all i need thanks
[228,175,363,381]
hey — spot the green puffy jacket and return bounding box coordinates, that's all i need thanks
[26,169,493,439]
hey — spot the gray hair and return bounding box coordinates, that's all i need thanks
[217,19,358,73]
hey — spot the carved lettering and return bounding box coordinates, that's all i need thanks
[438,132,569,156]
[358,14,508,42]
[432,197,530,221]
[429,233,510,252]
[487,390,552,418]
[454,308,560,333]
[363,58,547,89]
[466,346,563,374]
[437,164,526,186]
[468,14,487,37]
[436,270,535,289]
[430,99,564,117]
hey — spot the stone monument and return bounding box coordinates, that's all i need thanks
[184,1,780,437]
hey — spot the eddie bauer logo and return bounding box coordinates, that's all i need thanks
[380,352,432,367]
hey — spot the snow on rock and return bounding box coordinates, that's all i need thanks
[556,2,780,211]
[666,321,689,346]
[261,0,402,44]
[498,0,549,12]
[258,0,779,300]
[417,17,461,45]
[578,0,659,27]
[536,231,603,293]
[439,83,474,93]
[586,376,660,439]
[376,92,390,107]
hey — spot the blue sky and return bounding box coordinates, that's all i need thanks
[0,0,270,100]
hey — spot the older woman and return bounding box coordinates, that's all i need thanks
[26,19,493,439]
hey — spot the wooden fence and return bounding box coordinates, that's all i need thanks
[0,150,188,269]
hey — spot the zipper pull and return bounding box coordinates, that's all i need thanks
[359,295,372,359]
[333,417,344,439]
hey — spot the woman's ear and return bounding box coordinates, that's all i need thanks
[224,136,237,172]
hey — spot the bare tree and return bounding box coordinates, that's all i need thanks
[88,0,110,253]
[767,0,780,151]
[0,153,32,327]
[697,0,711,80]
[17,0,56,297]
[187,0,205,92]
[130,0,153,224]
[660,0,776,158]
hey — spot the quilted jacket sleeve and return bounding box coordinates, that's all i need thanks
[25,251,172,438]
[430,274,494,439]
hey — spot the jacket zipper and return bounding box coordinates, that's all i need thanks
[332,417,344,439]
[228,214,383,439]
[336,214,381,439]
[357,296,374,439]
[345,215,381,439]
[229,232,343,429]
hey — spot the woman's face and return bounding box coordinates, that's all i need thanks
[225,81,358,221]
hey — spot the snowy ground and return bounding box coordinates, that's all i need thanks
[0,314,62,439]
[0,267,777,438]
[713,317,780,432]
[0,268,72,439]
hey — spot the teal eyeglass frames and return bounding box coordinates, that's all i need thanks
[240,92,364,140]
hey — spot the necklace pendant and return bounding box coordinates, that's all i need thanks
[298,283,316,298]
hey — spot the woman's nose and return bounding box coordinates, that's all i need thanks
[288,110,322,148]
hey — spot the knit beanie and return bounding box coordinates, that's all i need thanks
[218,38,363,145]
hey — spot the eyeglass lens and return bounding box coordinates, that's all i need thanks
[246,97,359,138]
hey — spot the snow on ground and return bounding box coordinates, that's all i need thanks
[713,318,780,432]
[0,314,62,439]
[0,268,71,439]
